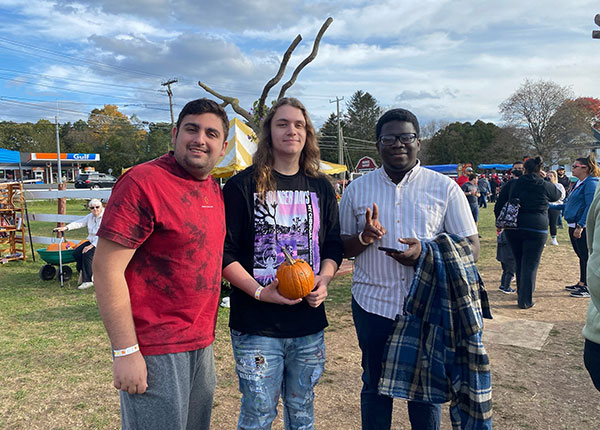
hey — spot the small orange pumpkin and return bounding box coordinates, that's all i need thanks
[47,241,77,251]
[276,247,315,299]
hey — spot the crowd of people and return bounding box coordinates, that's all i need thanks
[80,96,599,430]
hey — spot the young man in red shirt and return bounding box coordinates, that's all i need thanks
[93,98,228,430]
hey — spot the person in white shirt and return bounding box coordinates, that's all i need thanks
[54,198,104,289]
[339,108,480,430]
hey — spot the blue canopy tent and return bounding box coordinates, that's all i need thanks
[477,163,513,171]
[0,148,20,164]
[422,164,458,174]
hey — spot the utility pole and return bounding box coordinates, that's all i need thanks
[329,96,344,165]
[162,79,178,151]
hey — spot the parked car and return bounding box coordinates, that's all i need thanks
[74,172,117,189]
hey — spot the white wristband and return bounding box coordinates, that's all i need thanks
[358,231,369,246]
[113,344,139,358]
[255,286,264,301]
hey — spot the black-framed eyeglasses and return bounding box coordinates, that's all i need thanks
[89,206,101,209]
[378,133,418,146]
[572,165,585,169]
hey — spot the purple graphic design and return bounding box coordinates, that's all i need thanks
[253,190,321,285]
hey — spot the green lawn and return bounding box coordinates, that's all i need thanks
[0,203,570,429]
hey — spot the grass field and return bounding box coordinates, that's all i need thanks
[0,200,594,429]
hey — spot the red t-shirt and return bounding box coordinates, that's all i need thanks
[456,175,469,187]
[98,153,225,355]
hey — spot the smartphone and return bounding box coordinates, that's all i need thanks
[378,246,403,254]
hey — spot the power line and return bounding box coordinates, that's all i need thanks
[0,74,165,103]
[0,67,163,95]
[0,36,165,79]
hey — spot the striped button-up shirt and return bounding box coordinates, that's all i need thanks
[339,162,478,320]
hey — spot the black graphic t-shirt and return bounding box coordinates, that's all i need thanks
[223,166,343,338]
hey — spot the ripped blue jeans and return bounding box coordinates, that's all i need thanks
[230,329,326,430]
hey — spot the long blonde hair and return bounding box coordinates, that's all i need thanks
[575,153,600,177]
[253,97,321,198]
[548,170,558,184]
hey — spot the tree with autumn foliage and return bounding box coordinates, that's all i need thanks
[87,104,147,173]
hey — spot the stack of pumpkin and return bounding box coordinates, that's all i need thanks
[46,241,81,251]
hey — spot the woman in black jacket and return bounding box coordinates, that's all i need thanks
[494,157,561,309]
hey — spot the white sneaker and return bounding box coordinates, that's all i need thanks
[78,282,94,290]
[551,237,559,246]
[220,297,230,308]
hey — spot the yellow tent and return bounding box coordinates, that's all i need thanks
[211,117,347,178]
[211,118,257,178]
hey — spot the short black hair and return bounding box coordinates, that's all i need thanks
[468,173,477,181]
[175,98,229,141]
[524,156,543,174]
[376,108,420,140]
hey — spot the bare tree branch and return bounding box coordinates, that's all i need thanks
[197,81,258,134]
[278,17,333,100]
[256,35,302,120]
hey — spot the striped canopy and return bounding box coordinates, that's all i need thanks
[211,118,347,178]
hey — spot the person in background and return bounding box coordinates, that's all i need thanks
[557,166,571,195]
[456,165,472,187]
[582,183,600,392]
[494,157,561,309]
[93,98,229,430]
[510,161,524,181]
[222,97,342,429]
[462,174,480,225]
[496,229,517,294]
[547,170,566,246]
[53,198,104,290]
[562,154,600,298]
[477,174,490,208]
[489,173,499,203]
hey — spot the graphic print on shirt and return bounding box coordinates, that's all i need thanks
[253,190,320,286]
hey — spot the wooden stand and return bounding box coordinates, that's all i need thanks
[0,182,27,262]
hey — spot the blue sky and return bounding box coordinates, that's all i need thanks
[1,0,599,129]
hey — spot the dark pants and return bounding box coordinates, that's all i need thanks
[505,230,547,309]
[584,339,600,392]
[548,208,561,236]
[469,204,479,223]
[478,194,487,208]
[568,227,588,284]
[72,240,94,282]
[500,262,515,287]
[352,298,442,430]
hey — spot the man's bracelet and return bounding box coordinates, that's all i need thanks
[255,286,264,301]
[358,231,369,246]
[113,344,139,358]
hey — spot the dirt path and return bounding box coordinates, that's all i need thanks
[212,239,600,429]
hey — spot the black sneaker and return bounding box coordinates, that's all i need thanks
[570,286,591,298]
[565,284,583,291]
[499,285,516,294]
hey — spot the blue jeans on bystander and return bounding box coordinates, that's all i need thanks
[230,329,326,430]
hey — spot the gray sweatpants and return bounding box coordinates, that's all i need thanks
[119,346,215,430]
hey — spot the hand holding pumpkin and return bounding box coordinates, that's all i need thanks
[276,247,314,300]
[259,278,303,305]
[305,274,331,308]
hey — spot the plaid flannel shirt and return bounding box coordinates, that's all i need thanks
[378,233,493,430]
